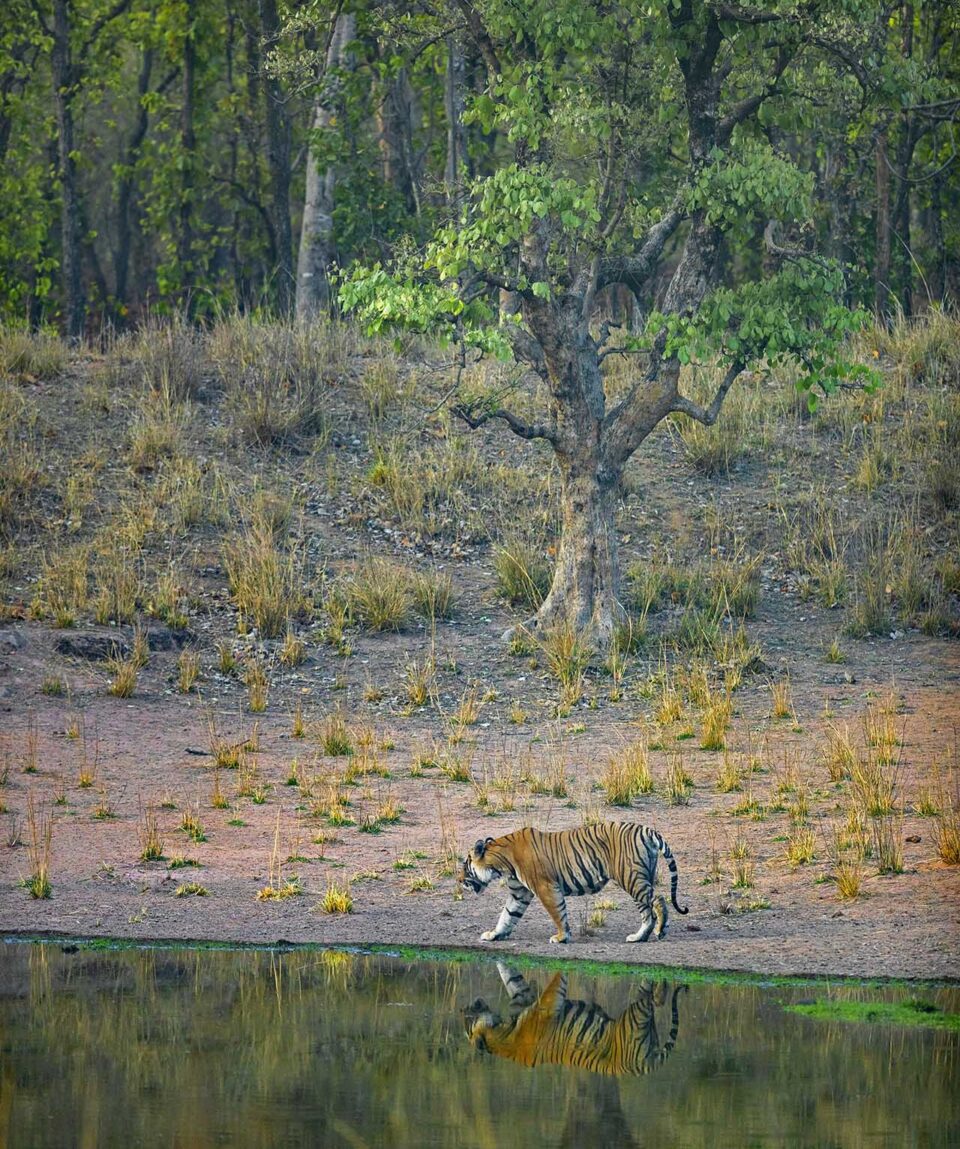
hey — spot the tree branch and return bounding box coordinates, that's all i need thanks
[82,0,134,56]
[718,44,795,142]
[670,361,744,425]
[597,205,684,296]
[454,0,501,81]
[452,403,557,444]
[709,2,785,25]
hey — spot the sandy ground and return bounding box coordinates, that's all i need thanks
[2,608,959,983]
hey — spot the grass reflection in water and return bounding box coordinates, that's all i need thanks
[0,942,957,1148]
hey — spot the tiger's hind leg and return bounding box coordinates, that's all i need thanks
[624,887,657,942]
[652,893,669,939]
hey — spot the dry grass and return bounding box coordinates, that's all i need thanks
[177,649,200,693]
[872,811,904,874]
[850,748,899,817]
[493,536,551,609]
[319,879,353,914]
[0,326,69,380]
[700,693,732,751]
[665,754,693,806]
[223,525,309,639]
[601,741,653,806]
[823,723,857,783]
[786,827,816,867]
[715,751,742,793]
[210,316,337,445]
[344,558,414,632]
[105,652,138,698]
[320,712,353,757]
[24,793,53,899]
[932,752,960,865]
[139,805,165,861]
[410,568,456,621]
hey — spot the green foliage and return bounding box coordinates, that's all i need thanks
[687,136,814,233]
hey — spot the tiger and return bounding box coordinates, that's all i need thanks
[463,963,683,1076]
[458,821,688,944]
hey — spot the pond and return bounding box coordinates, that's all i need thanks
[1,941,957,1148]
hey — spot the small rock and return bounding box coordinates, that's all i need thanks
[0,629,26,654]
[906,834,921,843]
[55,632,129,661]
[146,626,191,652]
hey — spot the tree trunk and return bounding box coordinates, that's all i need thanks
[52,0,84,339]
[444,34,468,201]
[375,63,418,214]
[114,47,154,316]
[509,299,629,648]
[259,0,294,315]
[530,454,624,649]
[295,12,354,320]
[178,22,196,309]
[875,129,891,322]
[928,172,946,304]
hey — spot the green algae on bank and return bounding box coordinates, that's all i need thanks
[5,933,959,991]
[786,998,960,1031]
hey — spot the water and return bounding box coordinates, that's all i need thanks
[0,942,957,1148]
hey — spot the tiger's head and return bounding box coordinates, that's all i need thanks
[458,837,500,893]
[462,997,501,1050]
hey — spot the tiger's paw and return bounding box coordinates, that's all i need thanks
[549,933,570,944]
[480,931,501,942]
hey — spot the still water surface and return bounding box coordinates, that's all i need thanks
[0,941,957,1148]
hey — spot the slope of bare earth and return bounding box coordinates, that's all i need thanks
[1,325,959,981]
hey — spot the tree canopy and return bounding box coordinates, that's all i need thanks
[0,1,955,331]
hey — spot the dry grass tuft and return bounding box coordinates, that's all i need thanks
[319,879,353,914]
[24,794,53,899]
[602,741,653,806]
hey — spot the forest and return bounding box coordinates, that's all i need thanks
[1,1,957,336]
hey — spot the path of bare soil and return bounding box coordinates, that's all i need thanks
[1,606,958,982]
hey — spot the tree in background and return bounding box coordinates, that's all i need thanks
[0,0,956,345]
[341,0,893,646]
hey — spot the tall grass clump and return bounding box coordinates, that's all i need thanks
[0,326,69,380]
[540,625,593,711]
[601,741,653,806]
[223,525,308,638]
[494,535,552,609]
[210,315,339,445]
[410,568,456,621]
[320,879,353,914]
[823,722,857,782]
[24,794,53,899]
[344,558,414,631]
[132,315,207,402]
[700,693,732,751]
[932,752,960,865]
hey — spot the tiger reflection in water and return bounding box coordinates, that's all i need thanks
[463,963,683,1077]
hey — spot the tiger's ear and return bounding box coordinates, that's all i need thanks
[474,839,486,857]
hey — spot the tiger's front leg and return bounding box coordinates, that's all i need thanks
[480,879,533,941]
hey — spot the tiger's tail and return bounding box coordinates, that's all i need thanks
[655,831,688,915]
